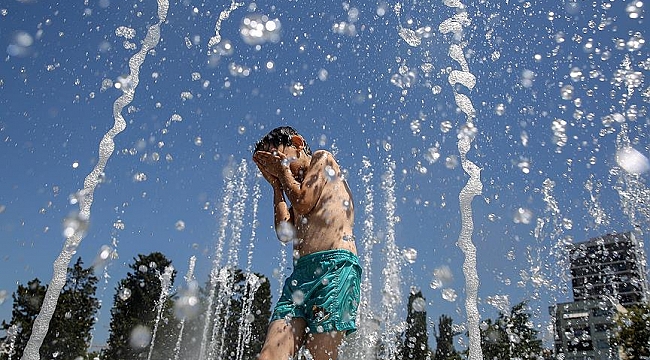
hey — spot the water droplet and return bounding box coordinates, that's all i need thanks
[180,91,194,101]
[276,221,296,244]
[119,287,132,301]
[626,1,644,19]
[440,120,453,133]
[290,82,304,96]
[444,155,459,169]
[514,208,533,224]
[458,122,478,141]
[245,313,255,324]
[560,84,574,100]
[292,290,305,305]
[424,147,440,164]
[240,14,281,45]
[495,103,505,116]
[324,166,337,181]
[433,265,453,288]
[318,68,328,81]
[430,279,442,289]
[616,146,650,175]
[411,297,426,312]
[115,26,136,39]
[129,325,151,349]
[133,172,147,182]
[626,32,645,51]
[520,69,535,88]
[63,212,90,238]
[398,28,421,47]
[403,248,417,264]
[442,288,457,302]
[486,295,510,313]
[517,158,531,174]
[98,245,113,260]
[569,67,583,81]
[175,220,186,231]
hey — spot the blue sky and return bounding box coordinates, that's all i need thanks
[1,0,648,350]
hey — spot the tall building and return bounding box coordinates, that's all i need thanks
[551,231,648,360]
[569,232,648,305]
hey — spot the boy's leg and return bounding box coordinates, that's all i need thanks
[304,331,344,360]
[258,318,307,360]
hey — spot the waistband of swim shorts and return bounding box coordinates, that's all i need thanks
[294,249,359,268]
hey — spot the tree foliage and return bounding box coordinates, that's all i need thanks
[0,257,99,360]
[402,290,431,360]
[615,302,650,359]
[180,267,272,359]
[103,252,178,360]
[0,279,46,360]
[41,257,100,359]
[479,301,543,360]
[433,315,461,360]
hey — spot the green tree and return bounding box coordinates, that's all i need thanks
[40,257,100,359]
[615,302,650,359]
[222,269,272,359]
[480,302,543,360]
[479,317,509,360]
[433,315,461,360]
[103,252,178,360]
[0,279,47,360]
[0,257,99,360]
[181,268,271,359]
[402,290,430,360]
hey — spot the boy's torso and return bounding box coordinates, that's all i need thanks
[293,175,356,257]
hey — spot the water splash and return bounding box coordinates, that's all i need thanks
[199,164,236,360]
[19,1,169,359]
[208,1,245,49]
[379,155,402,359]
[206,160,251,359]
[147,265,174,360]
[439,1,483,358]
[344,157,378,359]
[233,177,262,360]
[172,256,197,360]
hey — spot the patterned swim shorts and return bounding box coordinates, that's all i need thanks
[270,249,362,335]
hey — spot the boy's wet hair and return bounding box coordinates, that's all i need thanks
[254,126,312,156]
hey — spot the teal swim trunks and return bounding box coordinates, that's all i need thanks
[270,249,362,335]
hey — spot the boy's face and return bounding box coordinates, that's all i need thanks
[260,135,305,160]
[256,138,306,178]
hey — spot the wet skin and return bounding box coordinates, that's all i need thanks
[253,143,356,257]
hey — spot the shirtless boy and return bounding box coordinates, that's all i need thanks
[252,126,361,360]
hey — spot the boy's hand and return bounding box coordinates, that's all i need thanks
[253,152,282,189]
[253,150,288,178]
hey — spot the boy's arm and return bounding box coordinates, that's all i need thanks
[272,185,292,229]
[277,150,334,215]
[253,156,293,237]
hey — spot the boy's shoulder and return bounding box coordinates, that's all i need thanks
[309,150,338,166]
[312,149,335,159]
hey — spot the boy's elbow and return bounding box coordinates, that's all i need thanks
[291,201,314,216]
